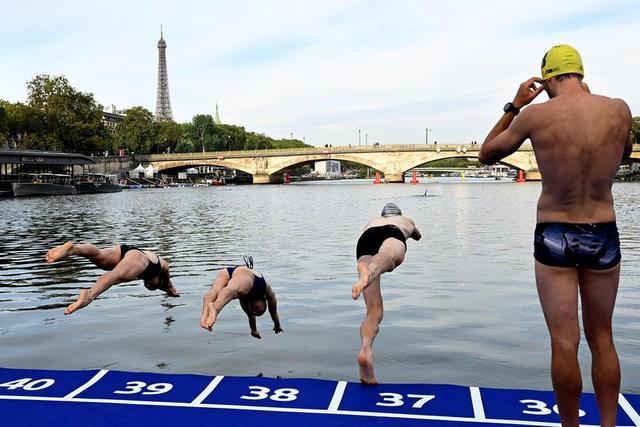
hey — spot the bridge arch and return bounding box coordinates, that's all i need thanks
[268,153,386,175]
[151,159,255,176]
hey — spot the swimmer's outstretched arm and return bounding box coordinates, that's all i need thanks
[247,313,260,339]
[411,225,422,241]
[266,285,283,334]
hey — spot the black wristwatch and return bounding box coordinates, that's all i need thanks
[503,102,520,115]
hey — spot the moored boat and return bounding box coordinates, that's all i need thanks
[11,173,77,197]
[74,173,122,194]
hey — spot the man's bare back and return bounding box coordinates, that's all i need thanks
[522,92,632,223]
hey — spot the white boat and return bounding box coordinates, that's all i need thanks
[12,173,77,197]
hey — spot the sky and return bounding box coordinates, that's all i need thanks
[1,0,638,147]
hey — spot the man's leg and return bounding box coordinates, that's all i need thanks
[579,265,621,427]
[352,239,405,299]
[535,261,581,427]
[358,273,383,384]
[47,242,121,270]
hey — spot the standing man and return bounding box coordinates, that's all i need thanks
[352,203,422,384]
[479,44,633,427]
[200,256,282,339]
[46,242,179,315]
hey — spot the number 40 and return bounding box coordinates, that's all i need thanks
[0,378,55,391]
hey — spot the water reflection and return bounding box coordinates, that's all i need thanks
[0,180,638,392]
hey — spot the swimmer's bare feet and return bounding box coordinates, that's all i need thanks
[46,242,74,263]
[64,289,91,315]
[202,306,218,331]
[352,262,370,300]
[357,345,378,385]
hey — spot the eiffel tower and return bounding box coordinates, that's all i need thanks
[155,26,173,121]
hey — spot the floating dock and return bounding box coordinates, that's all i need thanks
[0,367,638,426]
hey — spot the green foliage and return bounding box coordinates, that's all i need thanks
[1,100,46,149]
[632,116,640,144]
[26,75,108,152]
[113,106,156,154]
[155,120,183,153]
[420,158,482,168]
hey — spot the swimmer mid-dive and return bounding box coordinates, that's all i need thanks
[200,256,282,339]
[479,44,633,427]
[46,242,179,315]
[352,203,422,384]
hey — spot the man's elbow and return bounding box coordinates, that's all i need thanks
[477,151,494,165]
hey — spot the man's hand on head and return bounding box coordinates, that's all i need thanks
[513,77,545,108]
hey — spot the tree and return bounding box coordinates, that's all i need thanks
[632,116,640,144]
[113,106,156,154]
[154,120,184,153]
[188,114,216,152]
[1,101,46,149]
[26,75,108,152]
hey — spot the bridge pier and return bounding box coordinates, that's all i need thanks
[384,173,405,183]
[252,174,283,184]
[525,169,542,181]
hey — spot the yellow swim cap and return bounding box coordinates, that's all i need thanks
[540,44,584,80]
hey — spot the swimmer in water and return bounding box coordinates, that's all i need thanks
[352,203,422,384]
[200,256,282,339]
[478,44,633,427]
[46,242,178,315]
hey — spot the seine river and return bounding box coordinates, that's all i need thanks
[1,179,639,393]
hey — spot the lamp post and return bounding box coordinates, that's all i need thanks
[365,133,368,146]
[425,128,431,144]
[358,129,361,146]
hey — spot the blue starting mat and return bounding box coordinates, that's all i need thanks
[0,366,638,426]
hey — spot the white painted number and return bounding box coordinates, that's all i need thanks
[520,399,585,417]
[0,378,55,391]
[376,392,436,409]
[240,386,299,402]
[113,381,173,395]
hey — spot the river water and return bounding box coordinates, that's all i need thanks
[1,179,639,392]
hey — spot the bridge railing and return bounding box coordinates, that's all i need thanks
[139,143,535,161]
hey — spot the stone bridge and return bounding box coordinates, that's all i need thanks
[139,143,548,184]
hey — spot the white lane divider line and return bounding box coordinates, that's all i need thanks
[470,387,486,420]
[63,369,109,399]
[191,376,224,405]
[619,393,640,426]
[327,381,347,412]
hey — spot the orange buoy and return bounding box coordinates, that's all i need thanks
[410,171,418,184]
[374,171,381,184]
[516,170,525,183]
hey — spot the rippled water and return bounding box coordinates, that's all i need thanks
[1,179,639,392]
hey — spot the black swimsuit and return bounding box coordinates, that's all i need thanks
[120,244,162,280]
[356,225,407,259]
[533,222,621,270]
[226,266,267,303]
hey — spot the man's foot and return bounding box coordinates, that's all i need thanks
[352,263,370,299]
[357,346,378,384]
[46,242,74,263]
[64,289,91,315]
